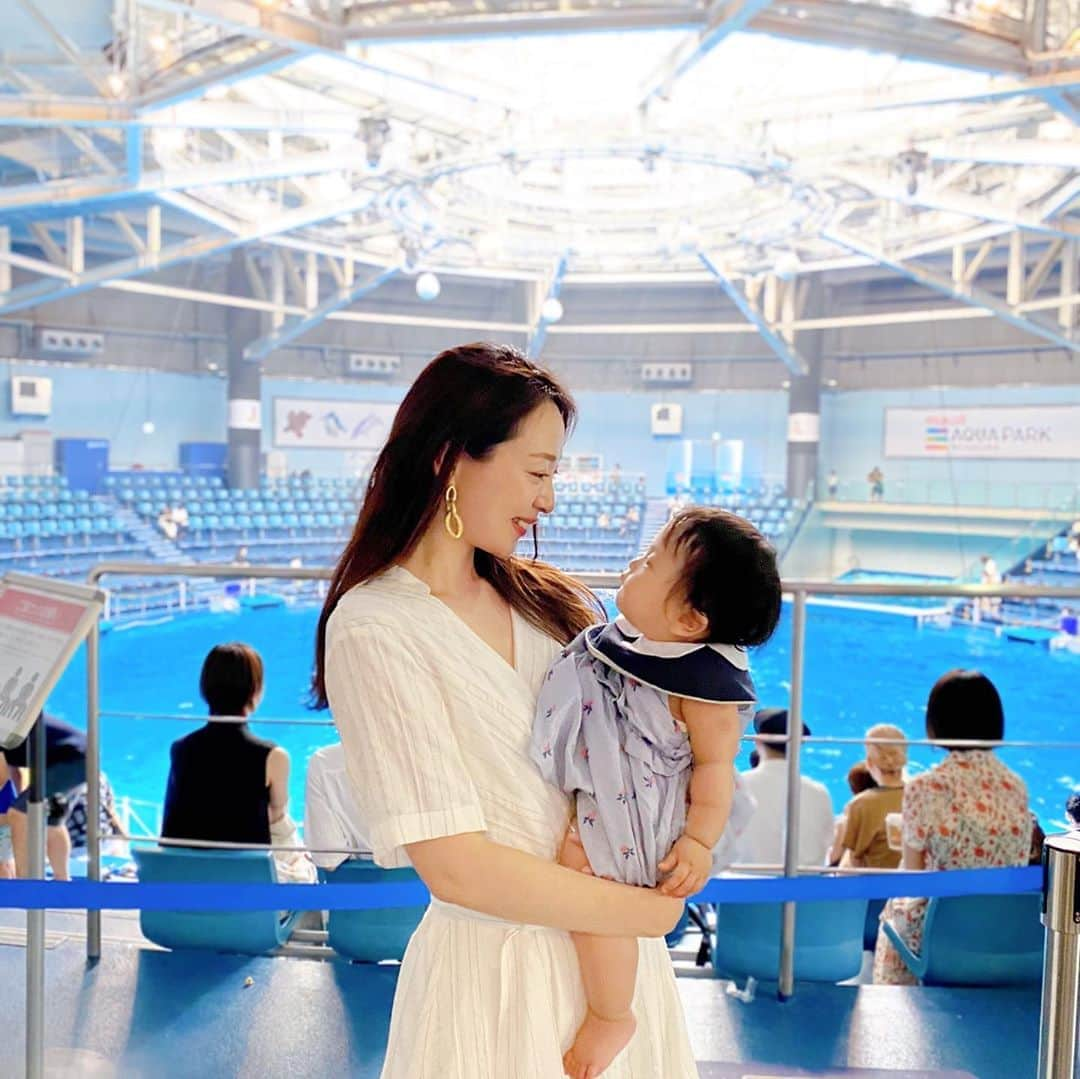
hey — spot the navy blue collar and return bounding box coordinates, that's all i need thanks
[584,621,756,705]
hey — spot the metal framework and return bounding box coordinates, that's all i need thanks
[0,0,1076,360]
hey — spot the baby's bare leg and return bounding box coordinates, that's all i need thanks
[558,823,638,1079]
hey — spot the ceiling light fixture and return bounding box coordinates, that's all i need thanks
[415,272,441,301]
[541,297,564,323]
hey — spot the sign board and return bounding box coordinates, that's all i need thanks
[272,397,398,451]
[0,574,104,749]
[884,405,1080,460]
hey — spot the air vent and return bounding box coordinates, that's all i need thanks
[642,362,693,384]
[36,328,105,356]
[347,353,401,377]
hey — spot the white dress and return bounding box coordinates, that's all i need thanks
[325,566,699,1079]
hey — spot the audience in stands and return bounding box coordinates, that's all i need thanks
[977,554,1002,617]
[233,545,251,566]
[157,506,179,541]
[827,469,839,498]
[161,643,316,884]
[739,708,835,867]
[827,760,877,867]
[867,466,884,501]
[0,713,88,880]
[303,742,373,870]
[835,725,907,869]
[873,670,1031,984]
[171,503,189,536]
[0,755,18,878]
[1067,791,1080,830]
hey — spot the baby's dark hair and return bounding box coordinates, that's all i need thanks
[667,506,782,647]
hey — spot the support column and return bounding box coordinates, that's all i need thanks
[226,250,262,491]
[786,278,825,500]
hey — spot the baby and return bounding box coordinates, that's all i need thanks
[532,506,782,1079]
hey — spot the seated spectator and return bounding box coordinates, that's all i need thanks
[1067,791,1080,831]
[739,708,835,868]
[837,724,907,870]
[827,760,877,867]
[161,643,315,883]
[171,503,189,535]
[233,545,251,566]
[0,754,19,878]
[625,504,640,525]
[873,670,1031,985]
[157,507,178,541]
[304,743,373,871]
[1,713,88,881]
[595,511,610,530]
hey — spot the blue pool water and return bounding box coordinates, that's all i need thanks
[45,600,1078,833]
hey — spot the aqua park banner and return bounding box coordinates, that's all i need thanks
[272,398,398,451]
[884,405,1080,460]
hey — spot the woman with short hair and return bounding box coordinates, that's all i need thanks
[872,670,1030,984]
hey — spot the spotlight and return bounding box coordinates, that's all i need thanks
[541,297,564,324]
[142,420,156,435]
[774,252,801,280]
[360,117,391,169]
[415,272,441,302]
[107,71,126,96]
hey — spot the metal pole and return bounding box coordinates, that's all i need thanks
[1037,832,1080,1078]
[778,588,808,1000]
[25,714,46,1079]
[86,619,101,959]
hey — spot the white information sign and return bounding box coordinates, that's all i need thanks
[272,397,398,451]
[0,574,103,749]
[884,405,1080,460]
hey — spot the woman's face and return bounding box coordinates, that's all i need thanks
[451,400,564,559]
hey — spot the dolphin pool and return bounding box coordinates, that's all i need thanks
[44,597,1078,835]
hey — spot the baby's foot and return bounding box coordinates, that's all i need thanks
[562,1007,637,1079]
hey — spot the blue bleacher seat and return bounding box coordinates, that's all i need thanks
[320,860,426,963]
[132,847,299,956]
[712,899,867,983]
[268,514,284,529]
[881,893,1042,986]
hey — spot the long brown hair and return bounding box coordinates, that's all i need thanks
[311,342,600,709]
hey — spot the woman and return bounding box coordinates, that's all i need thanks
[314,343,693,1078]
[873,671,1030,984]
[837,724,907,870]
[162,643,314,884]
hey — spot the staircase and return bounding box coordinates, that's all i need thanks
[111,503,195,566]
[637,497,670,554]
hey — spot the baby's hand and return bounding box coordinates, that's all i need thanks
[657,835,712,898]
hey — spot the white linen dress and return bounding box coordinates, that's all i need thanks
[324,566,699,1079]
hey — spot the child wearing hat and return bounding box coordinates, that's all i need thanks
[531,507,782,1079]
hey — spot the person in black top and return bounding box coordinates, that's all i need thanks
[1,713,88,879]
[162,643,290,848]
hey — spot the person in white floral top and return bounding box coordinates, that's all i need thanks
[873,669,1031,985]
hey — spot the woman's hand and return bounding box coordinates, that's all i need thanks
[657,835,712,898]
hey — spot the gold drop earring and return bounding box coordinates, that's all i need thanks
[444,484,463,539]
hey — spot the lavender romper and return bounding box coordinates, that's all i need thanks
[530,618,757,887]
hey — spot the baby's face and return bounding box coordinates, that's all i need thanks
[615,526,697,642]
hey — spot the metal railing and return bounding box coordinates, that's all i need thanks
[80,564,1080,972]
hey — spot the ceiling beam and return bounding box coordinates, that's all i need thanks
[639,0,775,107]
[0,149,377,220]
[0,187,379,316]
[526,254,569,359]
[823,228,1079,353]
[699,252,810,375]
[243,264,400,362]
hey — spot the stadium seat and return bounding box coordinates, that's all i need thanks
[881,893,1043,986]
[132,847,299,956]
[712,898,867,983]
[319,860,427,963]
